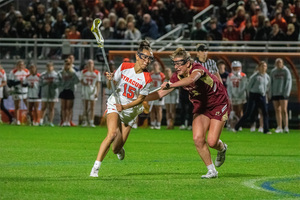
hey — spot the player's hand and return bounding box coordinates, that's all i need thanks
[94,94,98,98]
[161,82,171,90]
[105,72,114,81]
[115,104,123,112]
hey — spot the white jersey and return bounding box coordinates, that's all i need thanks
[107,62,152,126]
[80,69,101,100]
[150,72,165,106]
[25,74,41,100]
[39,70,59,102]
[226,72,247,105]
[0,69,7,98]
[9,68,30,95]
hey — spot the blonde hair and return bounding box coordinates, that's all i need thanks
[170,47,191,61]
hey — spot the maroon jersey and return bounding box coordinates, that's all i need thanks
[170,63,229,118]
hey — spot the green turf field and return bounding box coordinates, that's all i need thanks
[0,124,299,200]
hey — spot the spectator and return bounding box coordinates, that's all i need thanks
[113,17,127,39]
[100,18,114,40]
[286,23,299,41]
[24,64,40,126]
[108,12,117,28]
[290,14,300,37]
[269,23,286,42]
[114,0,125,18]
[194,44,222,82]
[254,15,269,41]
[234,61,271,134]
[82,18,96,59]
[151,6,166,37]
[252,5,263,28]
[207,18,222,41]
[270,58,292,133]
[23,6,34,22]
[0,64,7,123]
[257,0,268,17]
[140,13,159,40]
[52,12,68,39]
[164,67,179,129]
[271,10,287,32]
[149,61,165,129]
[0,21,18,59]
[39,62,59,126]
[290,0,300,21]
[44,12,55,25]
[124,21,141,41]
[47,0,64,18]
[226,61,248,131]
[269,0,284,20]
[242,18,257,41]
[80,59,101,127]
[14,14,26,38]
[5,5,22,25]
[222,20,240,41]
[67,24,81,59]
[190,19,207,40]
[58,57,80,126]
[65,4,76,23]
[35,4,46,22]
[39,23,57,59]
[8,60,29,125]
[217,59,229,87]
[168,0,189,31]
[233,6,246,32]
[156,0,170,25]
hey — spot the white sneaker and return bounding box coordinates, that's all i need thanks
[201,169,218,179]
[117,147,125,160]
[90,124,96,128]
[215,143,228,167]
[17,120,21,126]
[154,125,161,129]
[250,126,256,132]
[49,123,54,127]
[258,127,264,133]
[179,125,186,130]
[238,127,242,131]
[275,127,283,133]
[187,125,192,130]
[150,126,155,129]
[81,121,88,127]
[284,127,289,133]
[90,167,99,177]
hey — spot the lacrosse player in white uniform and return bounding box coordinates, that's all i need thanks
[8,60,30,125]
[0,64,7,123]
[80,59,101,127]
[226,61,247,130]
[90,40,153,177]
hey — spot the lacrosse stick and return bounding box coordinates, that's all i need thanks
[91,18,120,105]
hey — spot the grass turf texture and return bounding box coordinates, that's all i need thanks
[0,125,299,200]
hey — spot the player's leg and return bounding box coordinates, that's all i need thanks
[280,99,289,132]
[27,102,34,125]
[91,113,120,177]
[89,100,96,127]
[14,99,20,125]
[60,99,67,126]
[169,104,176,129]
[82,100,88,126]
[258,95,270,134]
[273,100,282,132]
[33,102,39,125]
[48,102,55,126]
[155,105,162,129]
[40,101,47,125]
[150,103,156,129]
[112,122,132,160]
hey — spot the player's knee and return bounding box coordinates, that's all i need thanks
[107,131,117,142]
[193,135,205,147]
[207,138,218,148]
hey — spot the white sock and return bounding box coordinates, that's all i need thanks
[90,120,94,125]
[40,119,44,124]
[94,160,101,169]
[207,163,215,171]
[156,122,161,126]
[151,121,156,126]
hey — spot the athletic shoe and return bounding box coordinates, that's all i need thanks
[154,125,161,129]
[258,127,263,133]
[90,167,99,177]
[215,143,228,167]
[90,124,96,128]
[81,121,88,127]
[70,121,76,127]
[201,169,218,179]
[275,127,283,133]
[179,125,186,130]
[150,126,155,129]
[187,125,192,130]
[238,127,243,131]
[284,127,289,133]
[250,126,256,132]
[265,131,272,135]
[17,120,21,126]
[232,128,237,133]
[49,123,54,127]
[117,147,125,160]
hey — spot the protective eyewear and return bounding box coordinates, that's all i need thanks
[171,58,190,66]
[137,52,154,62]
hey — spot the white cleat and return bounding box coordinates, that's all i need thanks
[90,167,99,177]
[179,125,186,130]
[258,127,264,133]
[154,125,161,130]
[215,143,228,167]
[284,127,289,133]
[117,147,125,160]
[275,127,283,133]
[201,169,218,179]
[81,121,88,127]
[250,126,256,132]
[90,124,96,128]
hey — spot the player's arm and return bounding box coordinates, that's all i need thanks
[145,87,174,101]
[116,94,146,112]
[164,70,204,89]
[95,81,100,98]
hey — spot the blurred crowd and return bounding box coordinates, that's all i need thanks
[0,0,300,59]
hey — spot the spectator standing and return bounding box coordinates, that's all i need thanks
[39,62,59,126]
[164,67,179,129]
[24,64,41,126]
[226,61,248,131]
[270,58,292,133]
[149,61,165,129]
[8,60,29,125]
[80,59,101,127]
[234,61,271,134]
[58,58,79,126]
[0,64,7,123]
[194,44,222,82]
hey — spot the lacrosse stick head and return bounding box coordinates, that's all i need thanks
[91,18,104,47]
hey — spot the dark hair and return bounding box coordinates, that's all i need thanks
[137,40,152,52]
[217,59,226,66]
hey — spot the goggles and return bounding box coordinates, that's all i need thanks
[171,58,190,66]
[137,52,154,62]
